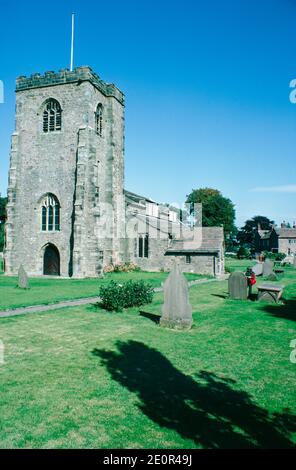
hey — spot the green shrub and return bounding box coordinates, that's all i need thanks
[103,262,140,273]
[237,246,251,259]
[225,253,237,259]
[225,265,233,273]
[262,251,286,262]
[99,280,154,311]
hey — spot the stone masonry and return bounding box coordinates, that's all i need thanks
[4,67,125,277]
[4,66,225,278]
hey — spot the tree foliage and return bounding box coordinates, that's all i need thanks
[186,187,236,247]
[237,215,274,250]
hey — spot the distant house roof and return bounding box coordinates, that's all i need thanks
[257,230,272,240]
[165,227,224,254]
[274,228,296,239]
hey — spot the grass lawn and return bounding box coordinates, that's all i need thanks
[225,257,255,272]
[0,271,205,311]
[0,268,296,448]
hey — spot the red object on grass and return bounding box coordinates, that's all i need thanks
[248,273,257,286]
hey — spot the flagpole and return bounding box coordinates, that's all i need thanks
[70,13,75,72]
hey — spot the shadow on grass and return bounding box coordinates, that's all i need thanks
[92,340,296,449]
[261,297,296,322]
[139,311,160,324]
[211,293,228,299]
[211,293,257,302]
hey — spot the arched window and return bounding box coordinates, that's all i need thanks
[41,194,60,231]
[43,99,62,133]
[95,104,103,136]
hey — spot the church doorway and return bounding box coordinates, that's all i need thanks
[43,244,60,276]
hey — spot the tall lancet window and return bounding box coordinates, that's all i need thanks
[41,194,60,231]
[95,103,103,136]
[43,99,62,133]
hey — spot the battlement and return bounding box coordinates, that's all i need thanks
[16,66,125,105]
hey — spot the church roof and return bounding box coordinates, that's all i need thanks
[125,190,180,213]
[124,189,156,204]
[165,227,224,254]
[130,212,184,234]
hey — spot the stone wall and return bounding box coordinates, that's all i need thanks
[4,68,125,277]
[129,233,223,276]
[278,238,296,256]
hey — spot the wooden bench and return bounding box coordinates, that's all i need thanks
[257,283,284,303]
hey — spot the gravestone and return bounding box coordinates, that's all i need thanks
[252,262,263,276]
[294,256,296,269]
[18,265,30,289]
[267,272,278,282]
[228,271,248,300]
[262,259,274,277]
[160,261,192,330]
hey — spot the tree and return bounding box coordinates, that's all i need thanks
[0,196,7,252]
[237,215,274,250]
[186,187,236,248]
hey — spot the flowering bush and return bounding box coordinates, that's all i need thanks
[99,280,154,311]
[103,262,140,274]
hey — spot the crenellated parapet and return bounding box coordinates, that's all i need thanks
[16,66,125,105]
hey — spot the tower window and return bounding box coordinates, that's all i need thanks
[43,99,62,133]
[41,194,60,231]
[95,103,103,136]
[186,255,191,264]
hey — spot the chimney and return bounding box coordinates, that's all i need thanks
[257,222,261,231]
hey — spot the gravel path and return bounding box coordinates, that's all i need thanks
[0,277,217,319]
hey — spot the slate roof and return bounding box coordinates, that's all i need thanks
[124,189,155,205]
[257,230,271,240]
[125,189,180,214]
[274,228,296,238]
[165,227,224,253]
[130,213,185,234]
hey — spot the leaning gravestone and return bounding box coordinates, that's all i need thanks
[252,262,263,276]
[18,265,30,289]
[262,259,274,277]
[228,271,248,300]
[160,261,192,330]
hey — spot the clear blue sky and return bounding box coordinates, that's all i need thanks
[0,0,296,227]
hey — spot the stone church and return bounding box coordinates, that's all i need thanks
[4,66,224,278]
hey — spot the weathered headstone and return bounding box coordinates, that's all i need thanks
[160,261,192,330]
[252,262,263,276]
[18,265,30,289]
[228,271,248,300]
[267,272,278,282]
[293,255,296,269]
[262,259,274,277]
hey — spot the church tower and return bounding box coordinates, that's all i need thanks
[4,66,125,277]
